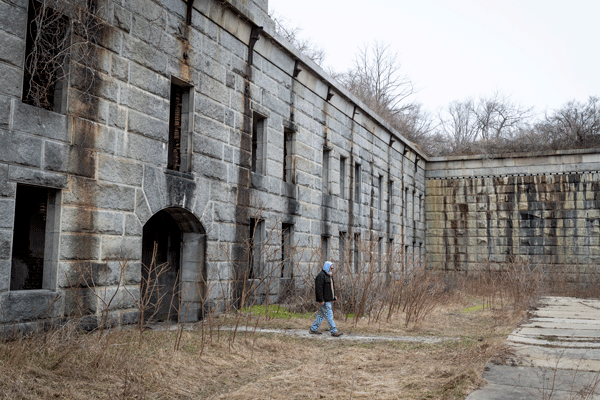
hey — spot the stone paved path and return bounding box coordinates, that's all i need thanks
[466,296,600,400]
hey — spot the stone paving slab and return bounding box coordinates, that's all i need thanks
[508,334,600,349]
[521,319,600,331]
[515,327,600,339]
[467,364,600,400]
[509,344,600,371]
[466,297,600,399]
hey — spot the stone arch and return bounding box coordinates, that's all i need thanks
[141,207,206,323]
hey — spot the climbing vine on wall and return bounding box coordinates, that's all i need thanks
[23,0,102,111]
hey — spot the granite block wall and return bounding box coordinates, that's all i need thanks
[0,0,425,328]
[426,150,600,274]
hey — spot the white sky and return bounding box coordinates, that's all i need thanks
[268,0,599,116]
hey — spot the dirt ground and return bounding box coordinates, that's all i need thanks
[0,299,524,399]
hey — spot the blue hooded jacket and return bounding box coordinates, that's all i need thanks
[315,261,336,303]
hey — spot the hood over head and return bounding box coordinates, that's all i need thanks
[323,261,334,274]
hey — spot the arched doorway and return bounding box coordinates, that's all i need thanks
[141,208,206,323]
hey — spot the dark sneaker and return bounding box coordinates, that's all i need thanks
[331,332,343,337]
[309,329,322,335]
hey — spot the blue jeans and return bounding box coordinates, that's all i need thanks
[310,302,338,333]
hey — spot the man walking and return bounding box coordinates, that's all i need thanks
[309,261,343,337]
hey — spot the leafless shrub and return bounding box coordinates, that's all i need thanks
[401,262,448,327]
[302,234,449,328]
[459,258,546,314]
[68,257,128,336]
[125,242,172,345]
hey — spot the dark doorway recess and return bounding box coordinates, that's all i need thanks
[141,208,206,323]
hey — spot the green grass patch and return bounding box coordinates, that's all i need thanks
[459,304,485,313]
[241,304,310,319]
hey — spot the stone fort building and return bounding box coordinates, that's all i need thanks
[1,0,599,328]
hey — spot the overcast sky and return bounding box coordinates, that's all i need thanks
[269,0,599,116]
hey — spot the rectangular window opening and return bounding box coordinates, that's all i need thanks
[339,231,347,268]
[387,238,394,273]
[281,223,293,278]
[11,185,59,291]
[388,180,394,213]
[321,236,329,266]
[377,238,383,272]
[22,0,70,112]
[322,148,330,194]
[339,156,346,200]
[353,233,360,273]
[251,113,267,174]
[283,129,294,183]
[248,218,264,279]
[354,163,361,203]
[378,175,383,210]
[168,79,193,172]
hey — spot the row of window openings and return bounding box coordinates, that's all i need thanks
[11,184,423,291]
[248,223,417,281]
[324,234,422,274]
[21,0,413,197]
[22,0,411,198]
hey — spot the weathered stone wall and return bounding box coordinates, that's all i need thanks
[0,0,425,329]
[426,150,600,273]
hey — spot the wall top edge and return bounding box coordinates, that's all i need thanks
[426,170,600,180]
[214,0,427,160]
[427,147,600,164]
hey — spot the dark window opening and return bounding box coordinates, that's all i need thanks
[11,185,53,290]
[339,231,347,266]
[388,180,394,213]
[378,175,383,210]
[168,80,192,172]
[251,114,266,174]
[377,238,383,271]
[22,0,69,112]
[322,148,330,193]
[321,235,329,266]
[283,129,293,182]
[248,218,264,279]
[353,233,360,273]
[387,238,394,273]
[281,223,293,278]
[354,163,361,203]
[248,218,257,279]
[339,157,346,199]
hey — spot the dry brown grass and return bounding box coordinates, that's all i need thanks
[0,289,523,400]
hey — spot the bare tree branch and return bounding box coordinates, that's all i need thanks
[269,11,326,67]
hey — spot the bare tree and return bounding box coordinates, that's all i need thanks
[439,99,479,154]
[335,40,440,153]
[339,41,415,119]
[541,96,600,146]
[474,91,533,141]
[437,93,533,155]
[269,12,326,67]
[392,103,437,150]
